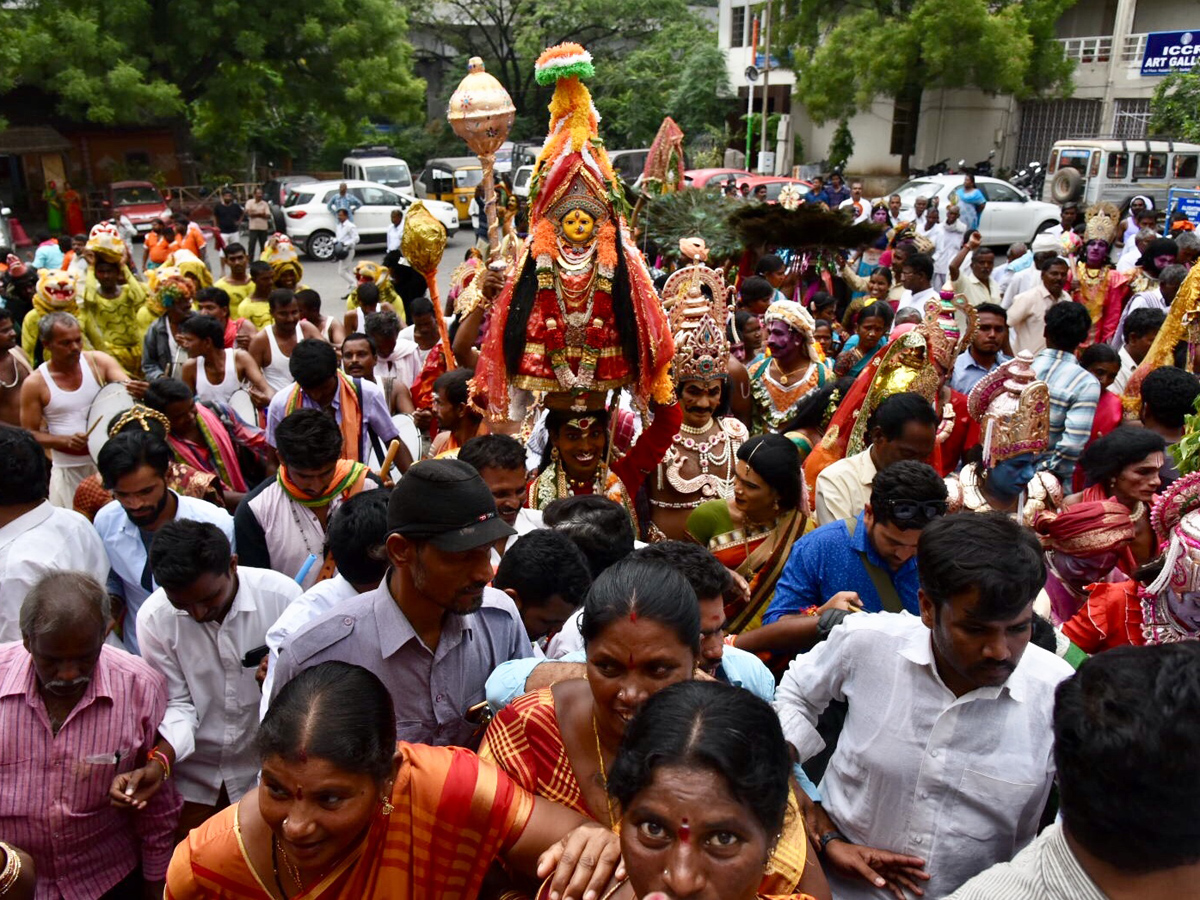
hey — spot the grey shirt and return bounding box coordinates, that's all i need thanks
[271,578,530,748]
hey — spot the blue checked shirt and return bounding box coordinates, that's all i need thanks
[1031,348,1099,483]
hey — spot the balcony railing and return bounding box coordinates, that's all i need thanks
[1058,33,1151,68]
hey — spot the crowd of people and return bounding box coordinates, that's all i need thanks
[2,42,1200,900]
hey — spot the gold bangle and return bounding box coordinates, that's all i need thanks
[0,841,23,894]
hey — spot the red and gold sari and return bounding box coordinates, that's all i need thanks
[480,689,810,896]
[166,743,533,900]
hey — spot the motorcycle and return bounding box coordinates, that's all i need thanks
[911,158,950,177]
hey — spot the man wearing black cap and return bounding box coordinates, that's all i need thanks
[268,458,531,747]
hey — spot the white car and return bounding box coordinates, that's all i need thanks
[885,175,1063,246]
[281,179,458,261]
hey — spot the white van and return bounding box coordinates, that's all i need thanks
[342,150,415,197]
[1045,139,1200,211]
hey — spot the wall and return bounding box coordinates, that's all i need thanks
[1055,2,1117,39]
[67,130,183,186]
[1132,2,1200,34]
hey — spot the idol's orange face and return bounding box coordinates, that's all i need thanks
[561,208,596,244]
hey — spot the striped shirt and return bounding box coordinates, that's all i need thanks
[1032,348,1100,483]
[946,822,1107,899]
[0,643,181,900]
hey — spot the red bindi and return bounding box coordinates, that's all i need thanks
[295,787,304,800]
[297,749,308,762]
[678,818,690,842]
[629,610,638,623]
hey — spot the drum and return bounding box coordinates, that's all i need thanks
[86,382,136,463]
[227,388,257,425]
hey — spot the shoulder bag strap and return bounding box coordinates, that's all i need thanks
[843,517,904,614]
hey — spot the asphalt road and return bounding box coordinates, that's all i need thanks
[200,224,477,320]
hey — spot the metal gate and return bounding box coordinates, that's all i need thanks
[1015,99,1102,170]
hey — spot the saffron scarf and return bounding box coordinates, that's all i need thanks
[285,372,364,462]
[277,459,368,508]
[170,403,247,492]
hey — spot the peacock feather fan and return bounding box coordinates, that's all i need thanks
[730,203,886,250]
[641,189,745,263]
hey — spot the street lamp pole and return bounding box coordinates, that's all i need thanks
[759,0,772,174]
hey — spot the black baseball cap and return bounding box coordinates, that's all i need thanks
[387,458,516,552]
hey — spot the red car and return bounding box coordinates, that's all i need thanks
[735,175,815,203]
[107,181,172,235]
[684,168,753,188]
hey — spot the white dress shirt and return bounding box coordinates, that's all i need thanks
[136,566,302,804]
[335,218,359,248]
[775,612,1072,900]
[897,286,938,314]
[385,219,404,253]
[261,573,361,712]
[0,502,110,643]
[1111,345,1137,395]
[94,493,236,654]
[490,507,545,568]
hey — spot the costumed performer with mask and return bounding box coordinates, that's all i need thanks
[474,43,679,532]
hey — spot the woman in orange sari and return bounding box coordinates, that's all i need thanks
[480,558,824,898]
[591,681,824,900]
[685,435,809,635]
[165,662,621,900]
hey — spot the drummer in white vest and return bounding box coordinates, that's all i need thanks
[179,313,274,408]
[19,312,145,507]
[247,288,324,392]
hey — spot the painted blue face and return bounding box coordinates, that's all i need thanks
[989,453,1037,499]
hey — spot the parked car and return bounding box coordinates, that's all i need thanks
[888,174,1063,246]
[512,164,534,200]
[735,175,815,203]
[282,179,458,261]
[262,175,318,232]
[1045,139,1200,211]
[108,181,171,235]
[342,150,415,197]
[684,168,753,188]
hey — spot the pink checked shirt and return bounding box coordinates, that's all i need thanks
[0,643,182,900]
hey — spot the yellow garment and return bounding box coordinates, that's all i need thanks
[238,296,273,329]
[346,282,405,323]
[81,266,146,376]
[214,276,253,310]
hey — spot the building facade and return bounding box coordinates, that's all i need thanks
[717,0,1197,178]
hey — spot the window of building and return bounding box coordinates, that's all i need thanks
[1113,98,1151,140]
[890,98,918,158]
[730,5,746,48]
[125,151,150,169]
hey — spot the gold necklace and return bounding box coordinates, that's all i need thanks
[273,835,304,893]
[591,713,618,829]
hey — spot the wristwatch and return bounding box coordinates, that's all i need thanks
[818,830,848,854]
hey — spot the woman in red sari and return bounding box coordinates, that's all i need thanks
[480,558,822,898]
[1068,426,1165,567]
[62,181,86,236]
[164,662,620,900]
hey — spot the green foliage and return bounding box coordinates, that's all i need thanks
[1,0,426,159]
[828,119,854,170]
[781,0,1076,126]
[1149,71,1200,142]
[419,0,732,149]
[1172,392,1200,477]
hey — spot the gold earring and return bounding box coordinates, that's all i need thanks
[551,446,560,462]
[381,798,394,816]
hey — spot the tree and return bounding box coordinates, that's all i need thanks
[597,21,734,148]
[414,0,730,146]
[780,0,1076,172]
[0,0,426,162]
[1149,70,1200,142]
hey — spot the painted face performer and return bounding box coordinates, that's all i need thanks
[475,42,674,416]
[646,239,748,541]
[1074,202,1132,344]
[1061,473,1200,653]
[946,351,1060,524]
[746,300,830,432]
[81,222,147,376]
